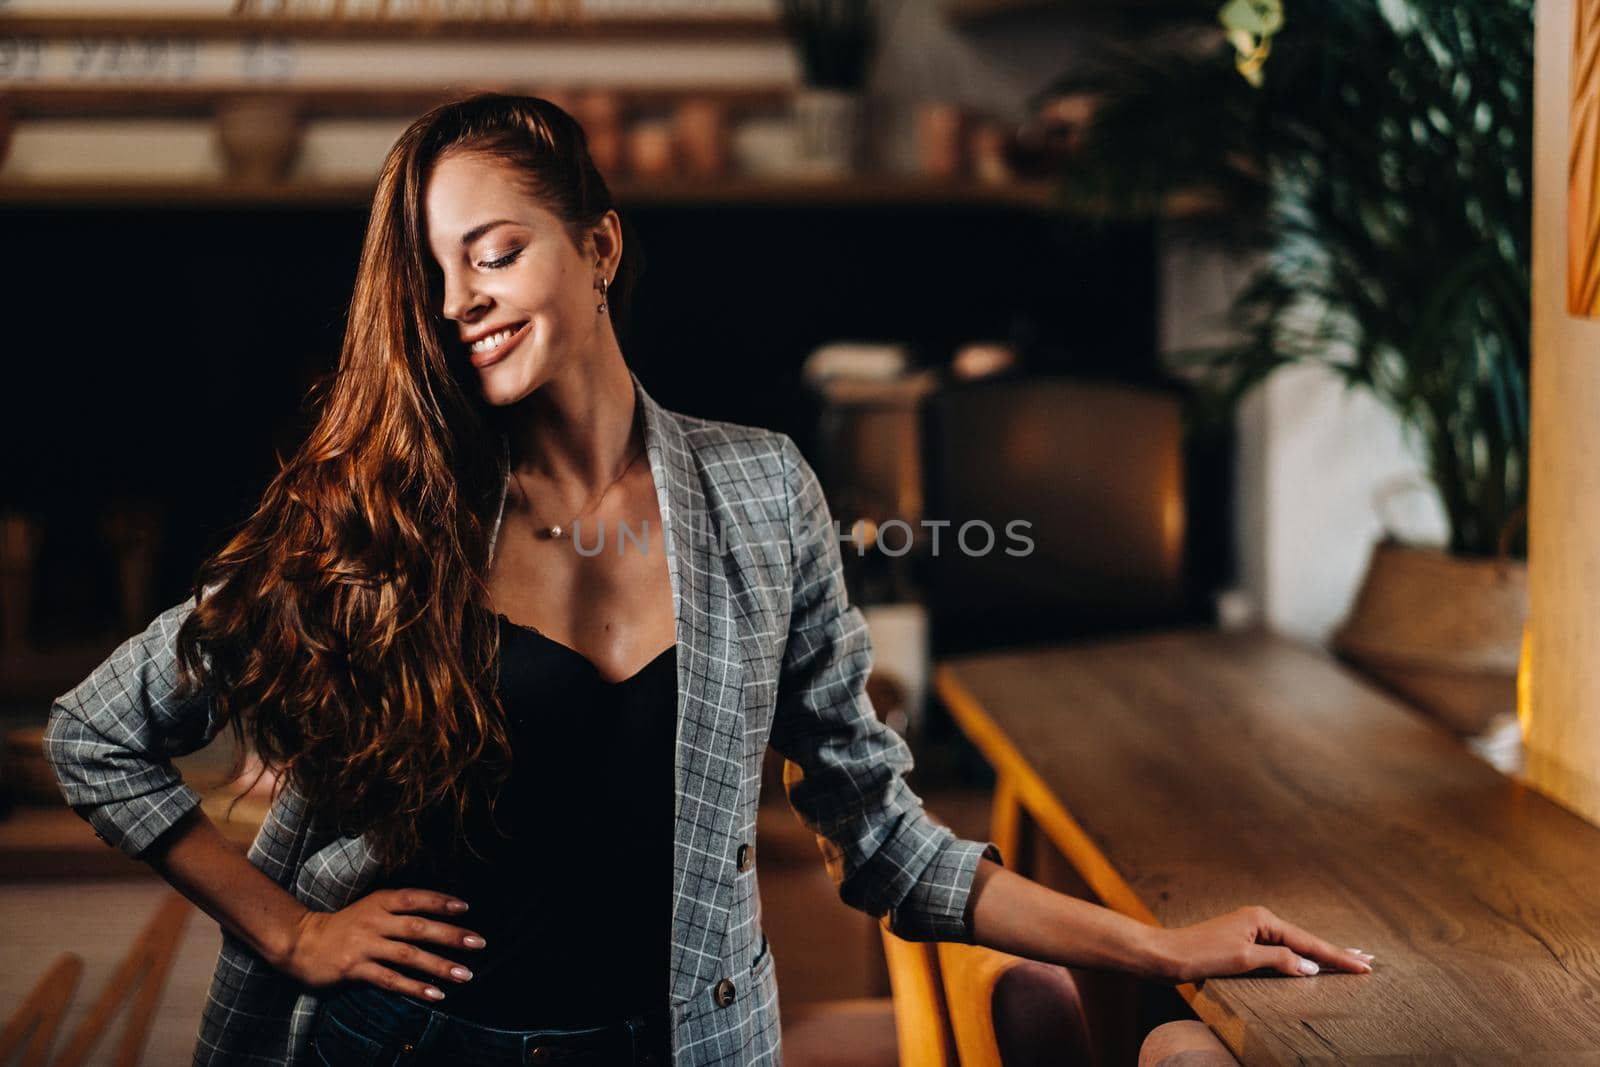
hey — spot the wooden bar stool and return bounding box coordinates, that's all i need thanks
[879,928,957,1067]
[881,925,1097,1067]
[1138,1020,1241,1066]
[935,940,1096,1067]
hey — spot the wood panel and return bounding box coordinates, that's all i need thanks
[1568,0,1600,315]
[936,627,1600,1065]
[1532,0,1600,829]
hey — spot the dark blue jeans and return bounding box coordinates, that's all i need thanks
[309,982,672,1066]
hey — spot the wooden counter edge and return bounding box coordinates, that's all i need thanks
[933,661,1265,1063]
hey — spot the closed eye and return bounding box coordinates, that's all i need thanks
[480,249,523,270]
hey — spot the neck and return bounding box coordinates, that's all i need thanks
[502,343,641,507]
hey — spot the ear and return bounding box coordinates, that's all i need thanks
[589,210,623,276]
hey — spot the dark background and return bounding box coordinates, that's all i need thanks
[1,199,1225,642]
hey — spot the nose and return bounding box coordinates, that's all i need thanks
[440,270,487,323]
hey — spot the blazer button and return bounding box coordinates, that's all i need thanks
[736,842,754,872]
[714,978,737,1008]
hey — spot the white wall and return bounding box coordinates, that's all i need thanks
[1158,232,1450,645]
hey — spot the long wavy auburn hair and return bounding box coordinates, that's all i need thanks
[170,92,645,874]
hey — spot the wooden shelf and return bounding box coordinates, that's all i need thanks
[0,174,1067,209]
[616,175,1061,207]
[947,0,1059,21]
[947,0,1199,25]
[0,175,1228,215]
[0,12,784,41]
[0,84,794,120]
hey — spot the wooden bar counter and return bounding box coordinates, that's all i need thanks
[934,626,1600,1066]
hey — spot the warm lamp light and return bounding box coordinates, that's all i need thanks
[1516,618,1533,740]
[1161,481,1186,578]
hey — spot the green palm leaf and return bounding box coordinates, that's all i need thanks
[1053,0,1533,557]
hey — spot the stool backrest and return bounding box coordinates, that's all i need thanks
[878,928,957,1067]
[934,940,1096,1067]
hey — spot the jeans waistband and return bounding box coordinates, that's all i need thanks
[323,982,670,1066]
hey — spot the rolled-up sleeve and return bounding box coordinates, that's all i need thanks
[767,433,1002,943]
[42,593,222,861]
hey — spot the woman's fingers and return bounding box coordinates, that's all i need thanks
[367,934,475,986]
[349,960,449,1003]
[1162,906,1377,981]
[1241,942,1320,977]
[377,911,487,952]
[379,888,471,917]
[1255,910,1373,974]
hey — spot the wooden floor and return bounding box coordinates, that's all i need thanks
[0,879,223,1067]
[0,790,992,1062]
[2,629,1012,1063]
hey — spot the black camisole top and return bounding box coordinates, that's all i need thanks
[360,607,678,1028]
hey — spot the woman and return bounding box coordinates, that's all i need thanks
[43,93,1371,1067]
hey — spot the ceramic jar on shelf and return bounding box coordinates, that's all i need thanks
[213,96,304,183]
[792,86,864,178]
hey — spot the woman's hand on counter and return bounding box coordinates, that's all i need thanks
[966,858,1373,982]
[1150,905,1374,982]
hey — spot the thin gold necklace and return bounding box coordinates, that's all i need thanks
[512,413,646,540]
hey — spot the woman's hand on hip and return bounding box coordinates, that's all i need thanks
[279,889,486,1001]
[1151,905,1374,982]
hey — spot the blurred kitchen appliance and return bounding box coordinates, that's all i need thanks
[801,343,938,545]
[802,344,940,733]
[921,375,1191,658]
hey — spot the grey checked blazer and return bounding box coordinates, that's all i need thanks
[43,369,1000,1066]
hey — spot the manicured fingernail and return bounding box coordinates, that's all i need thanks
[424,987,445,1000]
[1298,958,1320,975]
[447,900,469,912]
[463,935,486,948]
[450,966,472,981]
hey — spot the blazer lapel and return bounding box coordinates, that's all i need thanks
[632,370,749,1005]
[304,371,748,1006]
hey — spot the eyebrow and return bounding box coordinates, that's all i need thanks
[460,218,519,246]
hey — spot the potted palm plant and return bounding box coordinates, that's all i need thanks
[780,0,880,177]
[1046,0,1534,740]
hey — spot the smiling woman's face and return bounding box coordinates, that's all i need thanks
[423,150,610,405]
